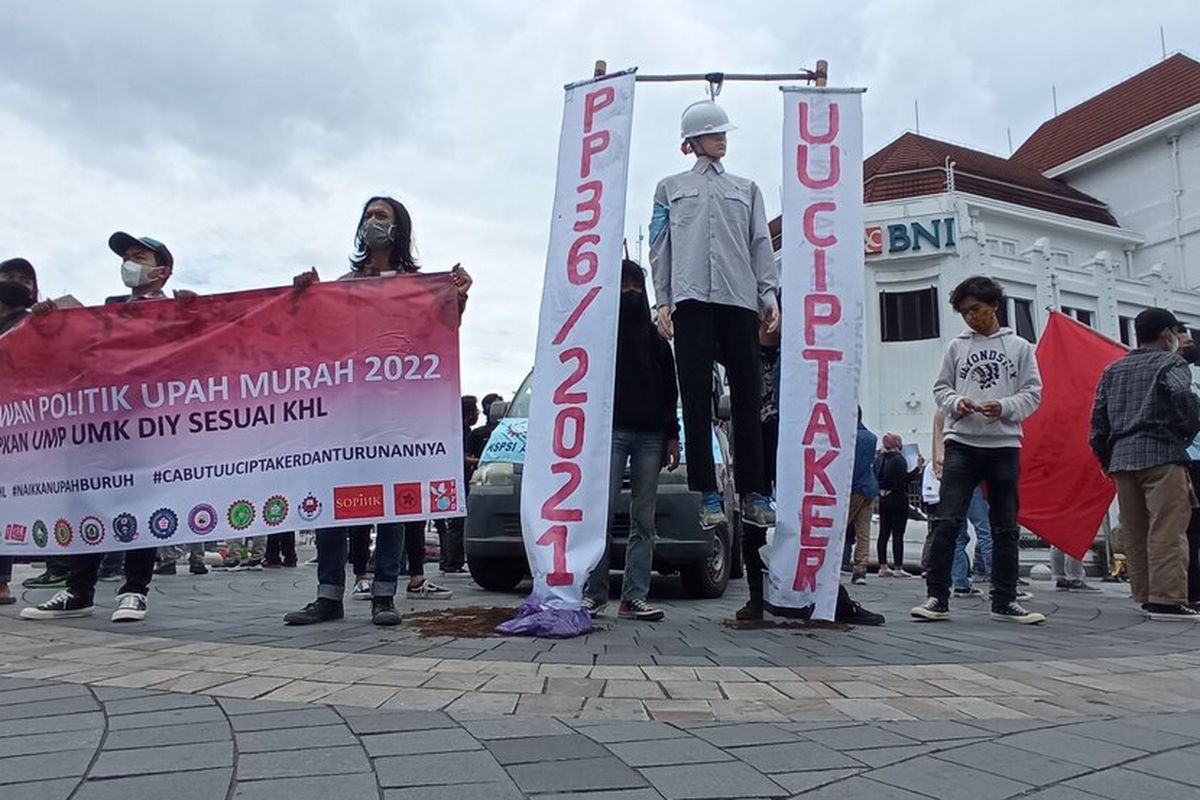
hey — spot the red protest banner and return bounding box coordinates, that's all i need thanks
[1018,311,1125,559]
[0,275,464,555]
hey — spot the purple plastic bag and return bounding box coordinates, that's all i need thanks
[496,593,593,639]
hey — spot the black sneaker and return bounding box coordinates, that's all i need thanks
[990,602,1046,624]
[284,598,344,626]
[735,601,763,621]
[953,586,983,598]
[581,597,607,618]
[619,599,664,621]
[21,570,68,589]
[19,590,94,620]
[851,571,867,586]
[838,598,885,626]
[189,561,209,575]
[371,597,402,627]
[241,559,264,571]
[1144,603,1200,621]
[111,592,148,622]
[1056,579,1099,592]
[153,561,177,576]
[910,597,950,621]
[406,580,452,600]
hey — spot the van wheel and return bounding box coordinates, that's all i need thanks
[679,524,731,598]
[468,557,525,592]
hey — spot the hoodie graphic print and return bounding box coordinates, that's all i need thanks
[933,327,1042,449]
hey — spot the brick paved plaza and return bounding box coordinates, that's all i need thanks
[2,558,1200,799]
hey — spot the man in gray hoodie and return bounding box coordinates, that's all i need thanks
[912,276,1044,624]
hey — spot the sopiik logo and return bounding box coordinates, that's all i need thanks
[333,485,384,520]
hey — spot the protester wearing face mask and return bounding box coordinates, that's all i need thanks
[21,233,194,624]
[1090,311,1200,620]
[287,196,471,627]
[581,260,679,622]
[913,276,1045,624]
[0,258,40,605]
[1176,326,1200,609]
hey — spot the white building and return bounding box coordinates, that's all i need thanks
[846,54,1200,452]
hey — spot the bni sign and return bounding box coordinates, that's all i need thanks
[864,216,956,256]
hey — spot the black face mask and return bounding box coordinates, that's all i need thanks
[0,281,33,309]
[1181,343,1200,365]
[619,290,644,318]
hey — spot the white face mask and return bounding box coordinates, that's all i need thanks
[1168,332,1181,353]
[121,259,156,288]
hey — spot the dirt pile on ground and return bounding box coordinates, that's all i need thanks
[403,606,517,638]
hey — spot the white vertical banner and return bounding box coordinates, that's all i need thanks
[769,87,866,620]
[520,70,636,609]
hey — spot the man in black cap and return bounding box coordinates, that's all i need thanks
[21,232,191,624]
[0,258,41,604]
[1091,307,1200,620]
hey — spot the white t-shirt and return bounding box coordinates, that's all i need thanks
[921,462,941,504]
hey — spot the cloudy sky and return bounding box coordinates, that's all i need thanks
[3,0,1197,399]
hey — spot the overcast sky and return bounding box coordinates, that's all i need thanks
[3,1,1197,400]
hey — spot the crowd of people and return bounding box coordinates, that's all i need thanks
[3,95,1198,633]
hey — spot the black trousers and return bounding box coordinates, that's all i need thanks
[1187,463,1200,603]
[437,518,465,571]
[926,441,1021,607]
[877,505,908,567]
[265,532,297,565]
[67,547,156,603]
[672,300,765,497]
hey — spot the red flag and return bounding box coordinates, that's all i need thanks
[1018,311,1126,559]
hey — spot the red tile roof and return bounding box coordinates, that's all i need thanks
[1013,54,1200,172]
[864,132,1117,226]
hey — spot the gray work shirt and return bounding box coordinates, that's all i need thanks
[649,160,778,314]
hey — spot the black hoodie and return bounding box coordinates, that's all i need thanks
[613,289,680,440]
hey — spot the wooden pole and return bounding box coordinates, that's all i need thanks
[815,59,828,87]
[593,60,607,78]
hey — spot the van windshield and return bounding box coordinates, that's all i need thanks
[507,371,534,418]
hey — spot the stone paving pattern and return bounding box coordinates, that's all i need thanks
[2,562,1200,797]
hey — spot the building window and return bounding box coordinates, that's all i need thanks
[1118,315,1134,346]
[1064,307,1094,328]
[1050,250,1072,268]
[986,237,1019,257]
[999,298,1038,343]
[879,288,940,342]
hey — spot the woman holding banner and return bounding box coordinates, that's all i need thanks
[285,196,471,627]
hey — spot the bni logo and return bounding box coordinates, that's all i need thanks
[333,485,385,520]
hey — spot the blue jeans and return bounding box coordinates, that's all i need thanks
[952,487,992,589]
[926,441,1021,608]
[585,428,665,604]
[316,522,415,600]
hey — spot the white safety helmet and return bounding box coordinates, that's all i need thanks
[680,100,737,139]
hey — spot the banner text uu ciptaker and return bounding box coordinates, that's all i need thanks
[793,100,847,593]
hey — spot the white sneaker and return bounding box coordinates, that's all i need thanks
[351,579,372,600]
[877,566,894,577]
[892,568,914,578]
[111,592,147,622]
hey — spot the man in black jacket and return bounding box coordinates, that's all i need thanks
[582,260,680,622]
